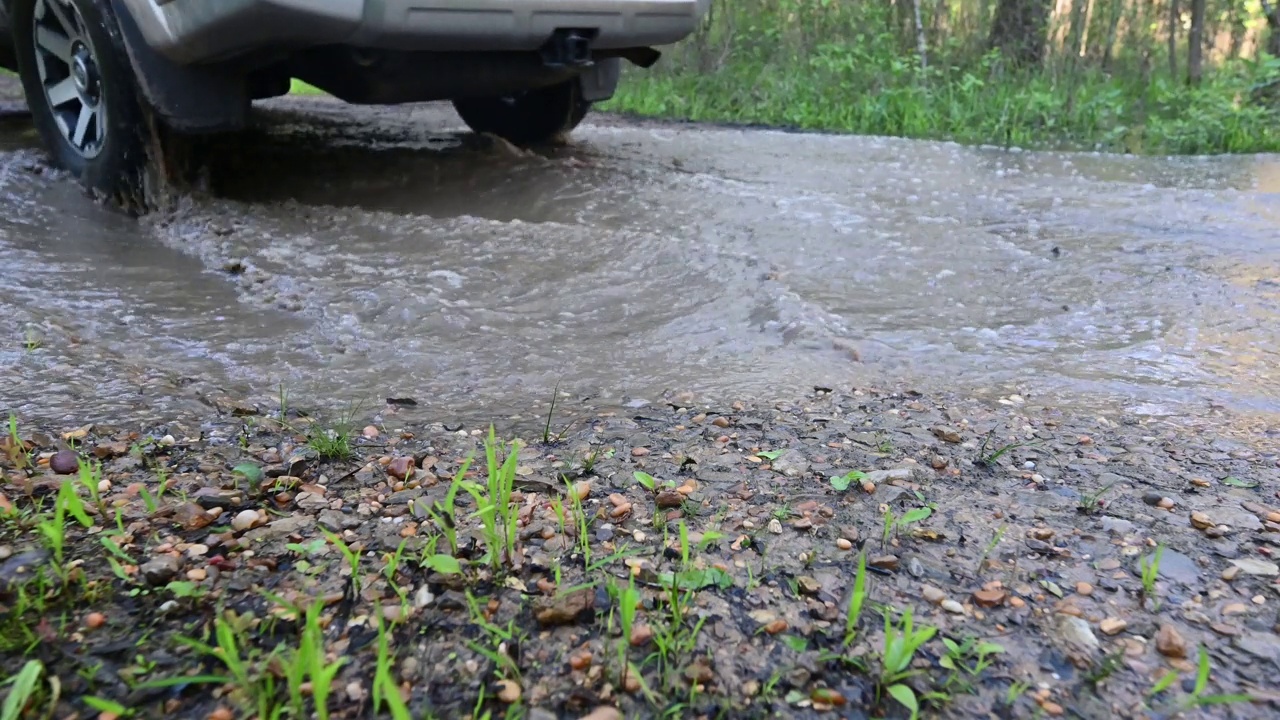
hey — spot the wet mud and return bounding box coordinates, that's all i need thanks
[0,84,1279,441]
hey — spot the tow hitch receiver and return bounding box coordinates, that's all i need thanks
[540,29,596,68]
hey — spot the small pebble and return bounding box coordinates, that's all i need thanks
[630,624,653,646]
[1076,582,1094,596]
[231,510,259,532]
[186,568,208,581]
[631,447,650,457]
[387,456,415,481]
[496,679,521,703]
[972,589,1007,608]
[1222,566,1240,581]
[345,681,367,703]
[836,538,853,551]
[922,586,946,605]
[1155,624,1187,658]
[572,481,591,501]
[941,600,965,614]
[1042,702,1064,716]
[1157,497,1175,510]
[1099,618,1128,635]
[207,708,233,720]
[49,450,79,475]
[764,619,788,634]
[362,425,379,439]
[84,612,106,629]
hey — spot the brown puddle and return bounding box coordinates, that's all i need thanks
[1,86,1279,440]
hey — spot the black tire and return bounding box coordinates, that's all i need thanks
[11,0,148,199]
[452,79,591,146]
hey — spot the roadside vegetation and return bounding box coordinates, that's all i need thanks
[601,0,1280,154]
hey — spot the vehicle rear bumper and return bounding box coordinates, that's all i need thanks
[118,0,710,65]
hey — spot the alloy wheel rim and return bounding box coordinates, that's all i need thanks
[33,0,106,159]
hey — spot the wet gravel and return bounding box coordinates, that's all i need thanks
[3,386,1279,719]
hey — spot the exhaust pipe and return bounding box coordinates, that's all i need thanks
[540,28,596,68]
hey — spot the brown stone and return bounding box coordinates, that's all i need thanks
[869,555,899,571]
[1099,618,1128,635]
[972,589,1008,608]
[534,588,594,626]
[629,624,653,646]
[1155,624,1187,658]
[763,619,788,635]
[931,426,963,443]
[387,456,415,481]
[655,490,684,509]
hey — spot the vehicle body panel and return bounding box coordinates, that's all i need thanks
[118,0,710,65]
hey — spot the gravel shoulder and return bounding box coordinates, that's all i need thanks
[3,386,1279,720]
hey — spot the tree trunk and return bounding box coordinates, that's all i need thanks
[1100,0,1124,70]
[1265,0,1280,59]
[1066,0,1089,59]
[1187,0,1204,84]
[913,0,930,69]
[988,0,1053,66]
[1167,0,1179,80]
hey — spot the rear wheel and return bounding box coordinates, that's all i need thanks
[452,79,591,145]
[11,0,148,200]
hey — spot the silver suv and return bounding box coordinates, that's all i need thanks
[0,0,708,200]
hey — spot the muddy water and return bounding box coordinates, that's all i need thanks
[1,91,1279,431]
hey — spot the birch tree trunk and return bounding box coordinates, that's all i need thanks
[913,0,930,68]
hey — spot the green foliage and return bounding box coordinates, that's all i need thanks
[603,2,1280,155]
[843,551,869,647]
[460,426,521,569]
[879,606,938,720]
[829,470,865,492]
[1,660,45,720]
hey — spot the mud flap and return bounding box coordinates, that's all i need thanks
[107,0,248,133]
[577,57,621,103]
